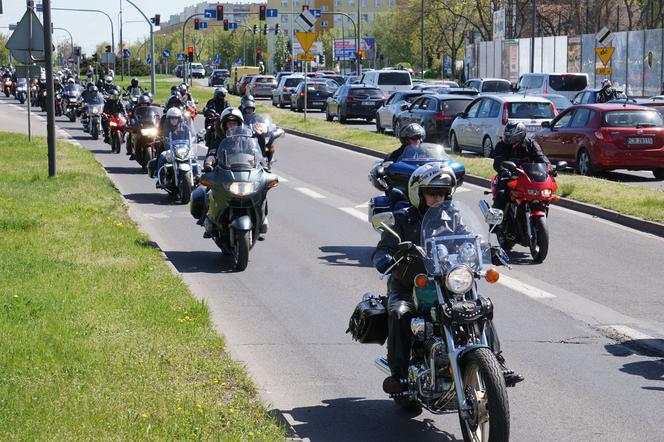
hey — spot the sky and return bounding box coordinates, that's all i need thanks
[1,1,254,54]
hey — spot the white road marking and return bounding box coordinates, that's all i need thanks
[339,207,367,222]
[455,186,470,193]
[355,201,369,208]
[598,325,655,341]
[277,176,289,183]
[498,274,557,299]
[295,187,326,199]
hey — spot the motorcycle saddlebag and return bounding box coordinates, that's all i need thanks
[190,186,208,220]
[347,293,388,345]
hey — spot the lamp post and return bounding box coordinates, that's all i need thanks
[530,0,536,73]
[420,0,424,79]
[124,0,155,96]
[53,27,74,59]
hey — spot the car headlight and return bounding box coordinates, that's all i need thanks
[175,146,190,159]
[445,266,474,294]
[141,127,158,137]
[227,182,258,196]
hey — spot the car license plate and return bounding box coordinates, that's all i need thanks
[362,101,374,106]
[312,101,324,106]
[627,137,653,144]
[526,125,539,133]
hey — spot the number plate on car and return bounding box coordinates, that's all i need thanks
[362,101,374,106]
[627,137,653,144]
[312,101,324,106]
[526,125,540,133]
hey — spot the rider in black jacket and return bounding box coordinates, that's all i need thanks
[203,87,230,147]
[384,123,426,163]
[102,88,127,144]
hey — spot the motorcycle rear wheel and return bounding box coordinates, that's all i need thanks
[4,91,9,97]
[529,217,549,263]
[232,229,251,271]
[459,348,510,442]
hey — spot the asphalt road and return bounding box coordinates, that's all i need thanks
[4,93,664,441]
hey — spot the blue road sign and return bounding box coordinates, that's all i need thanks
[228,22,238,30]
[162,49,171,59]
[146,55,152,65]
[200,21,208,29]
[122,49,131,59]
[311,9,321,18]
[204,9,216,19]
[235,57,242,65]
[266,8,278,18]
[224,62,229,68]
[214,54,221,64]
[177,52,186,62]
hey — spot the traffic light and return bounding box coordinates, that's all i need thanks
[263,24,268,35]
[274,24,280,35]
[153,14,160,26]
[187,46,194,62]
[256,49,262,62]
[302,5,309,11]
[259,5,266,21]
[194,18,200,30]
[216,5,224,21]
[252,24,257,34]
[105,45,111,53]
[223,18,229,31]
[357,50,364,60]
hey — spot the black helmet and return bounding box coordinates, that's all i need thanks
[399,123,426,144]
[170,85,178,95]
[214,87,227,100]
[503,122,526,145]
[138,94,151,105]
[240,96,256,113]
[130,77,139,88]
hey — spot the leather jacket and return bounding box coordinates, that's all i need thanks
[492,138,549,173]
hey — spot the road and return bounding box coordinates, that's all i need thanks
[3,93,664,441]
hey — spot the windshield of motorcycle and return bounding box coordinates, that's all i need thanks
[65,84,82,97]
[87,93,104,105]
[165,117,195,145]
[521,163,549,183]
[399,142,449,163]
[129,87,142,97]
[216,127,263,168]
[420,201,491,276]
[244,113,274,133]
[134,106,161,124]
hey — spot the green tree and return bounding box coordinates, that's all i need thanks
[272,32,290,72]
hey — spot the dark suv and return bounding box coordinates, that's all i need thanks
[290,80,337,112]
[325,85,387,123]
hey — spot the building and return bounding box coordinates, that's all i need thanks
[157,1,263,35]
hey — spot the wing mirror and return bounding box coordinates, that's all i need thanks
[371,212,401,241]
[196,128,206,143]
[541,121,550,128]
[555,160,568,170]
[479,200,504,227]
[400,103,409,111]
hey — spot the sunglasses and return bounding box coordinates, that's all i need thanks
[423,188,447,197]
[408,136,422,141]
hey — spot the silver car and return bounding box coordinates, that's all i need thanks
[246,75,277,98]
[449,95,557,157]
[271,75,304,108]
[375,90,424,133]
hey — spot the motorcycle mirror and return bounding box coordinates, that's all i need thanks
[556,160,568,170]
[196,128,206,143]
[501,161,517,172]
[479,200,504,226]
[398,241,413,252]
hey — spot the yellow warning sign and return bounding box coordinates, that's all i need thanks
[295,31,317,53]
[595,47,615,66]
[596,67,612,75]
[297,53,316,61]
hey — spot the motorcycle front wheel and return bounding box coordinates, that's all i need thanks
[90,124,99,140]
[69,112,76,123]
[232,229,250,271]
[529,216,549,263]
[112,133,121,153]
[459,348,510,442]
[178,171,193,204]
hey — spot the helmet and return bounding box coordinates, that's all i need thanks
[130,77,139,88]
[220,107,244,128]
[240,96,256,113]
[68,78,75,84]
[503,122,526,145]
[95,79,104,89]
[214,87,227,100]
[105,75,113,85]
[166,107,183,119]
[138,94,151,106]
[178,83,188,95]
[108,89,119,101]
[408,163,457,210]
[601,79,612,88]
[170,85,178,95]
[399,123,426,144]
[91,85,99,93]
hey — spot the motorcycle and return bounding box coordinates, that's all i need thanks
[15,80,27,105]
[40,89,48,111]
[368,143,466,221]
[243,113,285,169]
[54,91,63,116]
[81,93,104,139]
[3,78,13,97]
[148,116,201,204]
[123,87,143,113]
[127,104,162,171]
[203,109,221,148]
[108,113,127,154]
[350,201,511,441]
[191,126,278,271]
[183,99,197,120]
[64,84,83,122]
[490,161,566,263]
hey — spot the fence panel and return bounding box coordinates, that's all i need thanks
[643,29,662,96]
[610,32,627,90]
[518,38,531,77]
[627,30,645,97]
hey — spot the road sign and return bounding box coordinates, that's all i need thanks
[177,52,186,62]
[295,31,317,53]
[228,22,238,30]
[311,9,321,18]
[6,8,46,64]
[214,54,221,64]
[266,8,278,18]
[595,47,615,66]
[295,9,317,31]
[199,21,208,29]
[596,26,612,44]
[204,9,216,19]
[101,53,116,64]
[596,67,612,75]
[162,49,171,59]
[297,53,315,61]
[146,55,152,65]
[122,49,131,59]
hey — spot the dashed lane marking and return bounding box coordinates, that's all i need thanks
[498,274,557,299]
[295,187,326,199]
[339,207,367,222]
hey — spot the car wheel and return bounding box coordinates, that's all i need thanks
[450,132,462,153]
[577,148,597,176]
[376,115,383,133]
[325,109,334,122]
[653,168,664,180]
[279,99,286,108]
[482,137,494,158]
[339,112,347,124]
[366,117,374,123]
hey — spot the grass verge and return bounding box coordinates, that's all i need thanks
[0,132,285,440]
[230,95,664,224]
[116,75,209,106]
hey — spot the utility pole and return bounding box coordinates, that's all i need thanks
[120,0,123,80]
[530,0,536,73]
[42,0,56,176]
[420,0,424,79]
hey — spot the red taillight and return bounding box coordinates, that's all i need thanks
[283,86,288,91]
[501,102,508,125]
[346,96,354,102]
[252,84,257,88]
[549,102,557,115]
[594,128,610,141]
[300,92,304,97]
[434,113,451,122]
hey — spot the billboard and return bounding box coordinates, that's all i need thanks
[333,38,376,60]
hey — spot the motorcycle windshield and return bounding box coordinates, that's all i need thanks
[65,84,82,97]
[134,106,161,124]
[129,87,142,98]
[399,142,449,163]
[87,94,104,105]
[166,118,195,145]
[216,127,263,168]
[420,201,491,276]
[244,113,274,134]
[521,163,549,183]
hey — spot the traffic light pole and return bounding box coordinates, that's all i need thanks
[182,13,204,85]
[125,0,155,96]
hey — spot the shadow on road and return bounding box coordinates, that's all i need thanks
[278,397,461,441]
[605,340,664,388]
[104,166,146,175]
[124,192,175,205]
[504,250,539,266]
[318,245,374,267]
[165,250,238,274]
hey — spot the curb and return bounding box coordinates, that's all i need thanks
[283,127,664,239]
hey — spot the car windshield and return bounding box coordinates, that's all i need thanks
[483,81,512,93]
[602,110,664,128]
[254,77,275,84]
[304,82,332,92]
[285,78,303,87]
[421,201,491,276]
[542,95,572,110]
[216,127,263,167]
[399,143,449,162]
[549,75,587,92]
[507,101,555,119]
[378,72,411,85]
[349,88,383,98]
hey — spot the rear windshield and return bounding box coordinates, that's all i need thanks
[402,92,423,102]
[549,75,587,92]
[439,99,471,114]
[602,110,664,127]
[507,102,555,119]
[377,72,411,86]
[349,88,383,97]
[483,81,512,93]
[305,83,332,92]
[254,77,275,83]
[285,78,303,87]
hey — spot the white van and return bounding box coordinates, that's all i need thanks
[360,69,412,96]
[516,73,588,101]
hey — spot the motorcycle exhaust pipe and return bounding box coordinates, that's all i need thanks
[374,356,391,376]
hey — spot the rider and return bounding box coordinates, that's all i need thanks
[203,87,230,147]
[385,123,426,163]
[597,79,617,103]
[103,75,115,95]
[165,85,186,110]
[102,87,127,144]
[204,107,244,171]
[124,77,145,95]
[492,122,550,213]
[154,107,193,185]
[239,94,256,118]
[126,94,154,159]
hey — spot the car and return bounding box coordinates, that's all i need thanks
[635,96,664,117]
[426,87,479,97]
[571,88,629,105]
[320,74,345,86]
[290,80,337,112]
[208,69,229,87]
[238,74,258,96]
[533,103,664,179]
[529,93,573,113]
[393,94,473,143]
[360,69,413,96]
[463,77,512,94]
[343,75,361,85]
[189,63,206,79]
[325,84,387,123]
[449,94,557,157]
[246,75,277,98]
[229,66,261,95]
[174,64,184,78]
[275,71,293,85]
[516,73,588,101]
[375,90,425,133]
[271,75,304,108]
[412,80,460,91]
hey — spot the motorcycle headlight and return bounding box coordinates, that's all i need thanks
[184,110,192,118]
[445,266,474,294]
[141,127,158,137]
[227,182,258,196]
[540,189,552,197]
[92,108,99,114]
[175,145,190,159]
[109,121,117,127]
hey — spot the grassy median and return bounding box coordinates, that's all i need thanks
[0,132,284,440]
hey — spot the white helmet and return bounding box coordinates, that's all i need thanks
[166,107,183,119]
[408,163,457,210]
[220,107,244,127]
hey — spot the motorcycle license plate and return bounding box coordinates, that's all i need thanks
[627,137,653,144]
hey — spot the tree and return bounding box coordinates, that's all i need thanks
[272,32,290,72]
[371,9,418,66]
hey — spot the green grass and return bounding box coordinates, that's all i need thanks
[116,75,209,107]
[237,96,664,224]
[0,133,285,440]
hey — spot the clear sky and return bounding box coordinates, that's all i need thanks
[1,1,254,54]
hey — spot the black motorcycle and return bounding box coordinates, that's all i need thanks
[64,84,83,123]
[127,104,162,171]
[191,127,278,271]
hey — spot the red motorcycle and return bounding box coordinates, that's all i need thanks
[490,160,566,263]
[108,113,127,154]
[3,78,14,97]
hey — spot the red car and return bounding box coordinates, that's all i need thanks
[533,103,664,179]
